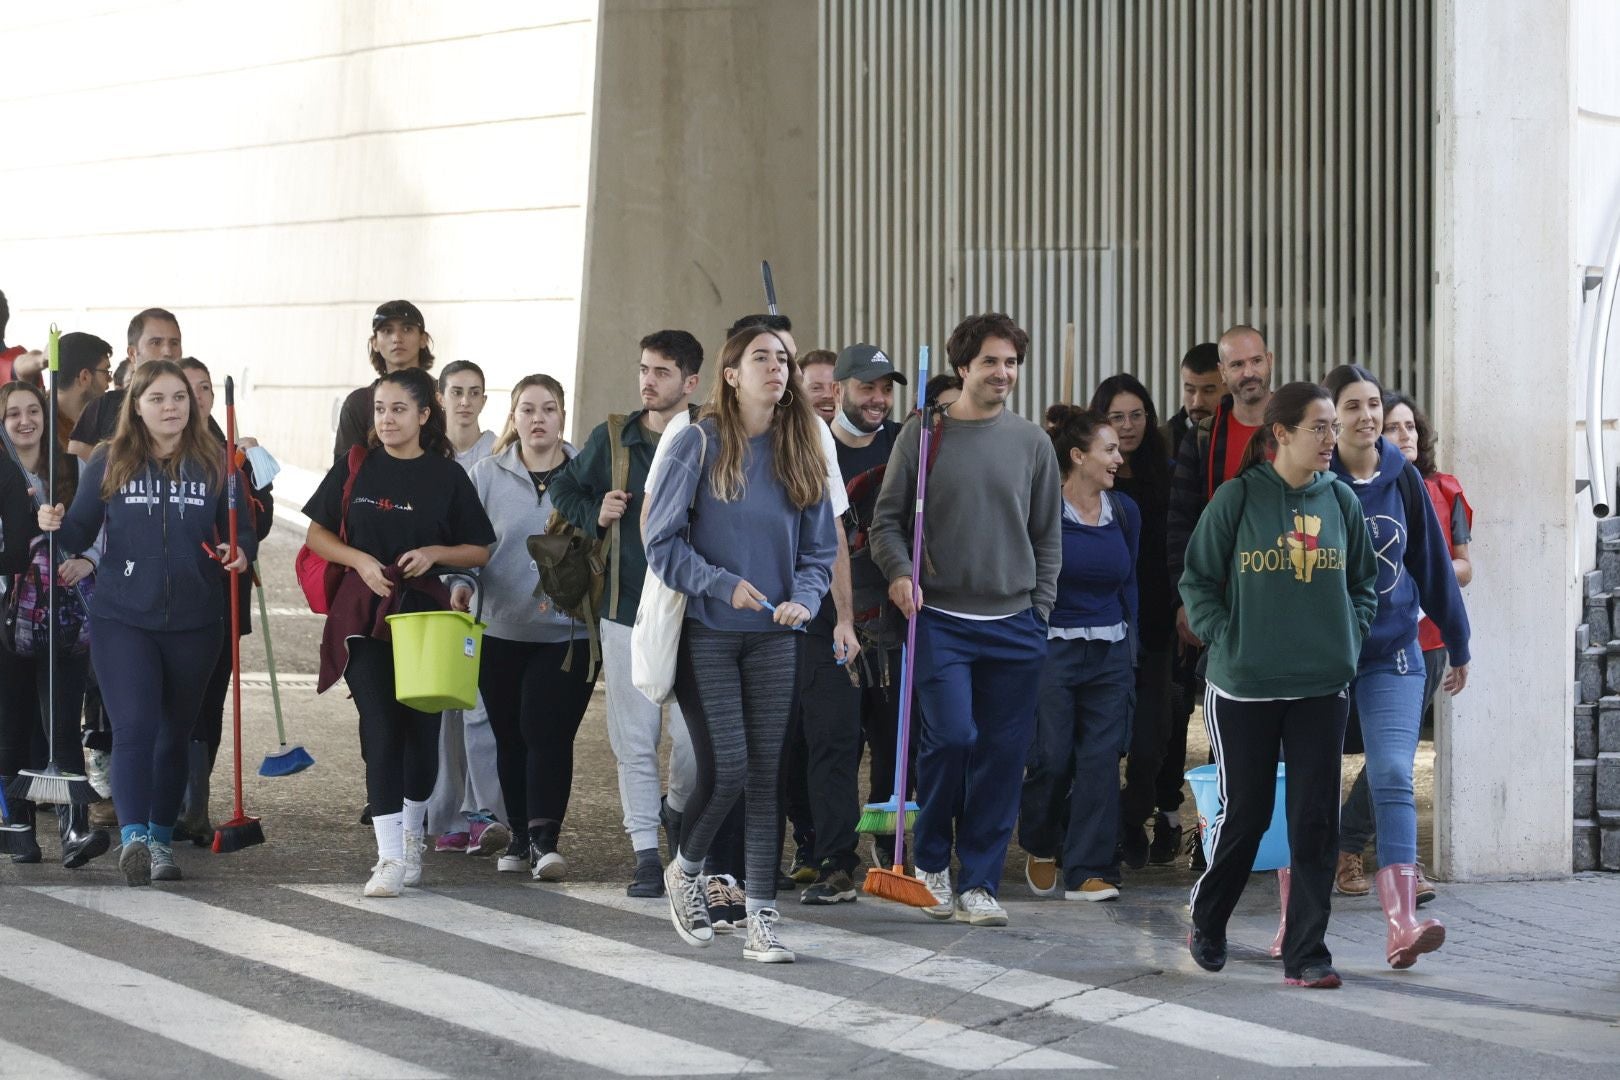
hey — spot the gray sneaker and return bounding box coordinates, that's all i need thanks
[800,868,858,905]
[955,887,1008,926]
[664,861,713,947]
[743,908,795,963]
[120,837,151,887]
[915,867,955,920]
[149,840,182,882]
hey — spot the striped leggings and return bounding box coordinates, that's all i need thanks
[672,623,798,902]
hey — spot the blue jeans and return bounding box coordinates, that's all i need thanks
[1019,636,1135,886]
[1351,638,1426,867]
[912,607,1048,895]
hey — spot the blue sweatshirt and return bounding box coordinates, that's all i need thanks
[1049,492,1140,635]
[644,420,836,633]
[1330,437,1470,668]
[57,449,256,633]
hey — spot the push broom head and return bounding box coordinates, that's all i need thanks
[258,745,314,778]
[855,799,919,836]
[8,764,100,807]
[863,864,941,908]
[212,814,265,854]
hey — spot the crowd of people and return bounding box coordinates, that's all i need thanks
[0,289,1474,985]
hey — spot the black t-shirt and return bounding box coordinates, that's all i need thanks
[303,447,495,566]
[70,388,125,446]
[832,420,902,484]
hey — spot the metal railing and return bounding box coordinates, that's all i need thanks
[1586,203,1620,518]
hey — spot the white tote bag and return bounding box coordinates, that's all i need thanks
[632,416,701,704]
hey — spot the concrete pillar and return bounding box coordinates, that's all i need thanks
[1431,0,1575,879]
[573,0,819,437]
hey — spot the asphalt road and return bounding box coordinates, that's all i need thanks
[2,526,1617,1079]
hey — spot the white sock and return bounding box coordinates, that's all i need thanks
[676,851,703,877]
[372,812,404,859]
[402,799,428,838]
[745,897,773,917]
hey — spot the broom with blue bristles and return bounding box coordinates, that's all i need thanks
[862,348,938,909]
[9,326,99,807]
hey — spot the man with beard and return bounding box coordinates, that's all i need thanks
[1164,326,1276,867]
[550,330,704,897]
[794,344,907,903]
[872,314,1061,926]
[1163,343,1222,457]
[68,308,183,462]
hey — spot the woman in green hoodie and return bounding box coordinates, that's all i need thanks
[1180,382,1378,990]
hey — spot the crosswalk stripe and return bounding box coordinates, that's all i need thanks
[30,887,762,1077]
[0,1037,104,1080]
[558,886,1423,1070]
[0,925,441,1080]
[288,884,1110,1072]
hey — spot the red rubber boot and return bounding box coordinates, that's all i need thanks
[1268,868,1291,959]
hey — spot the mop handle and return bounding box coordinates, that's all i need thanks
[226,377,244,819]
[253,563,288,745]
[45,327,58,762]
[890,348,930,868]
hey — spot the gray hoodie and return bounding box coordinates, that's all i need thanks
[468,442,587,644]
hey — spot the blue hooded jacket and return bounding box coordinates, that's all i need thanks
[55,448,255,633]
[1330,437,1470,668]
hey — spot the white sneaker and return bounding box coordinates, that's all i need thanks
[915,867,955,921]
[402,831,425,887]
[532,850,567,882]
[743,908,796,963]
[364,858,406,898]
[955,887,1008,926]
[665,860,713,946]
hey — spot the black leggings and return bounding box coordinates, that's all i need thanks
[91,618,220,830]
[0,645,89,826]
[478,635,597,829]
[344,637,440,817]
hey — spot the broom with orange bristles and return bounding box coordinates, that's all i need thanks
[862,347,940,909]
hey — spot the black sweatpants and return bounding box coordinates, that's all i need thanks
[793,628,862,873]
[673,624,797,903]
[0,645,89,828]
[344,636,440,817]
[1188,684,1348,976]
[478,635,598,830]
[1120,648,1172,827]
[90,618,220,830]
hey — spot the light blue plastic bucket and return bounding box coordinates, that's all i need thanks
[1185,763,1290,871]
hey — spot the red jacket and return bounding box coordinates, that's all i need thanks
[1418,472,1472,652]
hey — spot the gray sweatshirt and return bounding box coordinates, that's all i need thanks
[468,443,587,644]
[870,407,1062,620]
[644,420,837,633]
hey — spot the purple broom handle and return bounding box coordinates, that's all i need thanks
[891,347,930,869]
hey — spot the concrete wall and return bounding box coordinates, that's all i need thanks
[1432,0,1575,878]
[0,1,597,470]
[574,0,818,432]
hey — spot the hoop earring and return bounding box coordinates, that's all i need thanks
[777,390,794,407]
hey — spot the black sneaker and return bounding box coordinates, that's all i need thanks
[497,834,533,873]
[1188,928,1227,972]
[1285,963,1342,989]
[627,852,665,897]
[800,868,858,905]
[1149,813,1182,865]
[868,833,896,871]
[1187,826,1207,871]
[1120,822,1149,870]
[788,845,817,884]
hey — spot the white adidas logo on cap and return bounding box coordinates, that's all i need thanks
[871,350,890,366]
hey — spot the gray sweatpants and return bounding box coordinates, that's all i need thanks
[600,618,695,852]
[425,693,506,835]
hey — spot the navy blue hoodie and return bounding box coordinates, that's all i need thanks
[1330,437,1470,668]
[56,448,255,632]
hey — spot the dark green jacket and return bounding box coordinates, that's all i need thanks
[550,409,663,625]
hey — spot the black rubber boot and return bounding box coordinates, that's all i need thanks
[174,741,213,846]
[60,801,111,869]
[8,799,41,864]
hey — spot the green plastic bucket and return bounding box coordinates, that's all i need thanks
[386,610,484,711]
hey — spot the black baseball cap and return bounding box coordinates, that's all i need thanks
[834,343,907,385]
[372,300,425,332]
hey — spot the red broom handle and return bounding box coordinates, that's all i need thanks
[226,377,244,820]
[891,348,930,869]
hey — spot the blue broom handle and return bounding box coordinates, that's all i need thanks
[891,347,930,869]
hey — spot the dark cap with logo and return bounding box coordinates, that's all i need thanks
[834,343,907,385]
[372,299,425,332]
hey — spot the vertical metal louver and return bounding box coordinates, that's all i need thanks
[818,0,1434,418]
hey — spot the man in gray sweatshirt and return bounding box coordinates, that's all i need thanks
[870,312,1062,927]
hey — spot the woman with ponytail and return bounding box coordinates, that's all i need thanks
[303,366,493,898]
[644,326,837,963]
[1179,382,1377,989]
